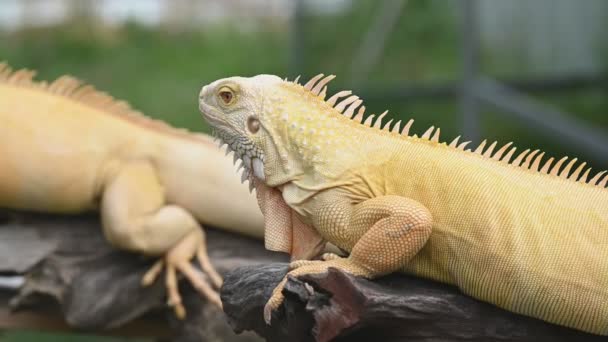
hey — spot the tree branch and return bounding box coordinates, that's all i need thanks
[221,263,605,342]
[0,210,283,341]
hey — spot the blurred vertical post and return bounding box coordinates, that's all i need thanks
[68,0,95,22]
[20,0,39,28]
[163,0,197,32]
[349,0,407,87]
[289,0,304,78]
[459,0,480,143]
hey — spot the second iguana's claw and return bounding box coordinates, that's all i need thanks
[141,228,223,319]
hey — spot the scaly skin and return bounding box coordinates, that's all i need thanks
[0,63,265,318]
[198,74,608,335]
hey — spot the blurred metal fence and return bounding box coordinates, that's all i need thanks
[4,0,607,163]
[290,0,608,165]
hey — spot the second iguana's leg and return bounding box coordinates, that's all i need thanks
[264,195,433,324]
[101,160,222,318]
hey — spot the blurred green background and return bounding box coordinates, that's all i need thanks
[0,0,607,340]
[1,0,607,167]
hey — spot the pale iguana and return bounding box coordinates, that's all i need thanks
[0,62,266,318]
[198,74,608,335]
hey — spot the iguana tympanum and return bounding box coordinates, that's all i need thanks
[198,74,608,335]
[0,62,265,318]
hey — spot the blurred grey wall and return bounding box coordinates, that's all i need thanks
[479,0,608,75]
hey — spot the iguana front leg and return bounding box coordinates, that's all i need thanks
[101,160,222,318]
[264,195,433,323]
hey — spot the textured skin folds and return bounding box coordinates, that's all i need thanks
[199,74,608,335]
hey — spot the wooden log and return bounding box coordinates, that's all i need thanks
[221,263,606,342]
[0,210,285,341]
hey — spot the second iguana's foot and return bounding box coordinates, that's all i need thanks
[264,257,372,325]
[141,228,223,319]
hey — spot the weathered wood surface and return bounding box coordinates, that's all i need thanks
[221,264,607,342]
[0,210,286,341]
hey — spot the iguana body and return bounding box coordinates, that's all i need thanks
[0,63,265,317]
[198,74,608,335]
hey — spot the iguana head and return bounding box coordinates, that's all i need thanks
[198,74,363,187]
[198,74,349,259]
[198,75,282,186]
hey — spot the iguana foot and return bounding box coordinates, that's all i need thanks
[141,229,223,319]
[264,257,372,324]
[288,252,342,270]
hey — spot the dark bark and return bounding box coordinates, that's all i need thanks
[221,263,607,342]
[0,210,286,341]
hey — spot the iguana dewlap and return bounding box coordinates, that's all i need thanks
[0,63,265,318]
[198,74,608,335]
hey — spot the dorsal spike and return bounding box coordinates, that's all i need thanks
[550,156,568,176]
[326,90,352,107]
[511,149,531,166]
[52,76,80,95]
[457,141,471,151]
[421,126,435,140]
[431,127,441,142]
[559,158,578,178]
[382,119,394,131]
[540,157,554,174]
[353,106,366,123]
[501,147,517,163]
[401,119,414,136]
[0,62,204,142]
[599,174,608,187]
[449,136,461,148]
[391,120,402,133]
[318,86,327,100]
[10,69,36,84]
[578,168,591,183]
[492,142,513,160]
[293,75,301,84]
[343,100,362,119]
[569,162,587,181]
[529,152,545,172]
[303,74,324,90]
[363,114,375,127]
[72,84,94,99]
[373,111,389,129]
[0,63,11,78]
[482,141,497,158]
[520,149,539,169]
[473,140,487,154]
[311,75,335,95]
[589,171,607,185]
[334,95,359,112]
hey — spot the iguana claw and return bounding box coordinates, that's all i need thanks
[264,257,373,325]
[141,229,223,318]
[264,276,288,325]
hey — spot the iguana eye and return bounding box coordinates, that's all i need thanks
[218,87,234,105]
[247,116,260,134]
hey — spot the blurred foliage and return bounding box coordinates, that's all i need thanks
[0,0,607,339]
[0,0,605,171]
[0,20,287,131]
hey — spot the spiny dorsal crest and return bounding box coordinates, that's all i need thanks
[0,62,208,142]
[288,74,608,189]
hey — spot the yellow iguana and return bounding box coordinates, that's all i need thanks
[198,74,608,335]
[0,62,266,318]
